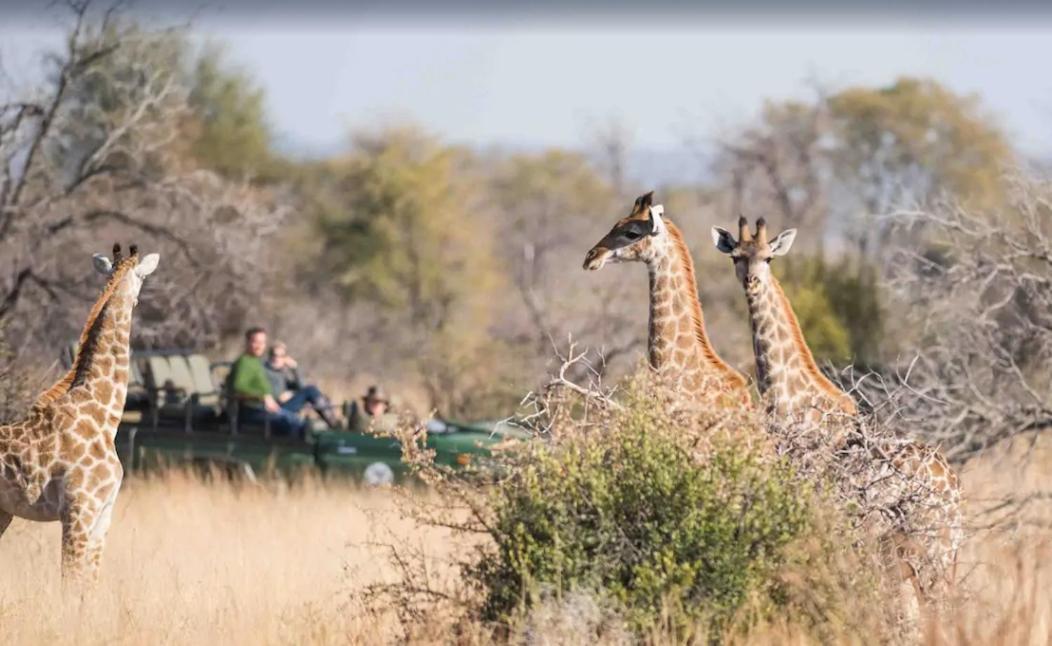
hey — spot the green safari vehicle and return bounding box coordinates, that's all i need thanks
[102,349,524,484]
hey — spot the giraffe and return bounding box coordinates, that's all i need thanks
[583,191,750,407]
[0,244,159,580]
[712,216,962,603]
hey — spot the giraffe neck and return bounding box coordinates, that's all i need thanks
[76,290,134,427]
[646,223,745,397]
[746,275,855,416]
[35,280,136,437]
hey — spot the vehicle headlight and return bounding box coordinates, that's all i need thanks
[456,453,472,466]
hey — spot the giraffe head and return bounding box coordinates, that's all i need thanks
[583,191,668,270]
[92,243,160,304]
[711,217,797,295]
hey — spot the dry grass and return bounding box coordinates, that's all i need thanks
[0,437,1050,645]
[929,436,1052,646]
[0,473,459,645]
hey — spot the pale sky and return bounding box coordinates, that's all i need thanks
[3,8,1052,163]
[203,26,1052,159]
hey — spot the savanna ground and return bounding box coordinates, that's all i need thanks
[0,436,1049,645]
[2,5,1052,643]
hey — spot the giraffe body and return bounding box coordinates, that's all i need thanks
[585,192,749,406]
[0,245,158,579]
[713,218,962,600]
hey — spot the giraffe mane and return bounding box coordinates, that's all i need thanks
[665,221,748,391]
[768,275,857,414]
[33,261,135,409]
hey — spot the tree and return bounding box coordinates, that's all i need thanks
[186,43,274,181]
[714,77,1011,367]
[716,77,1012,258]
[0,3,285,365]
[489,150,619,351]
[860,176,1052,461]
[829,77,1013,256]
[716,97,829,239]
[309,127,506,415]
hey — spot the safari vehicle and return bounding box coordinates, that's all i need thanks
[66,347,522,484]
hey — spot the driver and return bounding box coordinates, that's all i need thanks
[346,385,394,434]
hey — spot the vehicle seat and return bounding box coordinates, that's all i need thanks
[187,354,221,408]
[145,356,180,407]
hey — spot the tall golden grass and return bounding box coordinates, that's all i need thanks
[0,437,1049,645]
[0,473,457,645]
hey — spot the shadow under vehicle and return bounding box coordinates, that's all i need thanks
[65,347,523,485]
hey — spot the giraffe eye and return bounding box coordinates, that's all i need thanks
[624,230,642,241]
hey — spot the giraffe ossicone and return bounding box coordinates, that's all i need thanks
[0,243,160,581]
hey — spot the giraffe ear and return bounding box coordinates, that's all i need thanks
[648,204,665,235]
[769,229,797,256]
[92,254,113,276]
[711,227,736,254]
[134,253,160,278]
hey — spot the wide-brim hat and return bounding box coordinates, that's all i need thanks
[363,385,389,404]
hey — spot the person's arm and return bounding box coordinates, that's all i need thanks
[287,366,303,391]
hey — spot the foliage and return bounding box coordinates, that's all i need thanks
[468,378,816,638]
[718,76,1012,262]
[187,43,275,180]
[52,19,188,182]
[61,23,274,180]
[779,254,885,365]
[307,127,507,416]
[315,128,495,318]
[829,77,1012,211]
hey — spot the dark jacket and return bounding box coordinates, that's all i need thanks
[264,361,302,397]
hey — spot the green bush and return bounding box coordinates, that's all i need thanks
[468,381,815,638]
[780,254,885,365]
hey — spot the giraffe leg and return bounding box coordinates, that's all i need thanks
[60,501,100,581]
[82,488,119,579]
[0,510,12,541]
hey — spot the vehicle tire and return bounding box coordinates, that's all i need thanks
[363,461,395,487]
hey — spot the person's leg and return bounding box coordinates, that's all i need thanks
[280,385,321,414]
[282,385,340,429]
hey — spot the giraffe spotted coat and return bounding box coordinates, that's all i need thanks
[0,245,158,579]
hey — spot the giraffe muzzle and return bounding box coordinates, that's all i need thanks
[583,247,612,271]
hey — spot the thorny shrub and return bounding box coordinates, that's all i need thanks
[372,367,901,643]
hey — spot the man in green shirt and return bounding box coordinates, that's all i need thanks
[230,327,309,437]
